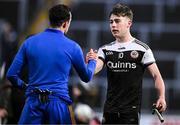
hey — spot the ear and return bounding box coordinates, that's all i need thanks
[127,20,132,28]
[62,22,67,28]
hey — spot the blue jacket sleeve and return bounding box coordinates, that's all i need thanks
[6,42,27,89]
[72,44,96,83]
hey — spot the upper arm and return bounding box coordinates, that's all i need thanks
[71,44,86,72]
[141,48,155,66]
[7,42,27,77]
[6,42,27,88]
[141,48,161,79]
[147,63,158,77]
[147,63,162,80]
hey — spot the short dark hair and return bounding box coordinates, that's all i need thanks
[49,4,71,28]
[109,3,133,21]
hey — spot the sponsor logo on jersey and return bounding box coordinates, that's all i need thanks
[130,50,139,59]
[107,61,136,69]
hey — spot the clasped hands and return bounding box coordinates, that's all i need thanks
[86,49,97,63]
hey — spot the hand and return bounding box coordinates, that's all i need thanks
[0,108,8,118]
[155,97,166,112]
[86,49,97,63]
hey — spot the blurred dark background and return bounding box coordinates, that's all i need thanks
[0,0,180,124]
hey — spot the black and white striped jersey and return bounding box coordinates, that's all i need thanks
[98,38,155,113]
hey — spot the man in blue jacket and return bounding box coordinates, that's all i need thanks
[6,4,97,124]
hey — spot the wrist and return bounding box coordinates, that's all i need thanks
[159,96,165,99]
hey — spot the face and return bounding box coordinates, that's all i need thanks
[109,14,132,39]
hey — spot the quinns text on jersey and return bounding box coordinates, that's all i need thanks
[104,50,143,73]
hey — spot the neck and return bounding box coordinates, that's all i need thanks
[116,32,134,43]
[51,27,65,33]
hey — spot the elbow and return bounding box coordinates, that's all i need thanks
[6,76,11,81]
[6,69,12,79]
[81,72,93,83]
[6,75,14,83]
[84,77,91,83]
[81,76,91,83]
[79,67,95,83]
[6,68,16,82]
[6,72,12,81]
[82,70,94,83]
[6,73,16,85]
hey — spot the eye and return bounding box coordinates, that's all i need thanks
[114,19,121,23]
[109,20,113,24]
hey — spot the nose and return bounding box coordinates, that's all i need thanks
[111,21,116,28]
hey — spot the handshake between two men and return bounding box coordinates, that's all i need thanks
[85,49,98,63]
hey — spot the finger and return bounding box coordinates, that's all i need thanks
[158,105,163,112]
[86,53,90,57]
[161,104,167,112]
[89,55,97,59]
[90,48,93,53]
[85,56,89,64]
[160,107,165,112]
[156,101,160,108]
[88,55,97,59]
[88,53,96,57]
[86,52,90,55]
[94,50,97,53]
[88,56,96,60]
[158,103,166,112]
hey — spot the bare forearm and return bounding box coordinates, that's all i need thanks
[94,59,104,74]
[148,63,166,111]
[148,63,165,98]
[154,75,165,99]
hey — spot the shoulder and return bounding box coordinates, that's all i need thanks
[24,33,41,43]
[21,34,36,46]
[64,37,82,52]
[133,39,150,50]
[66,37,80,47]
[100,41,116,49]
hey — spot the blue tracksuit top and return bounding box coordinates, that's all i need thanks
[6,28,96,104]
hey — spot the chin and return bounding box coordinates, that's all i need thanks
[113,34,119,38]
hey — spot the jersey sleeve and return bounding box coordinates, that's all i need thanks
[141,48,155,66]
[97,47,105,62]
[71,44,96,83]
[6,42,27,89]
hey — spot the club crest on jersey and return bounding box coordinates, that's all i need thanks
[130,50,139,59]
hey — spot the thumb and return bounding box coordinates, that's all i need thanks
[156,100,160,108]
[90,48,93,53]
[94,50,98,53]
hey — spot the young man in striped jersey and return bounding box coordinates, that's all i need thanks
[87,3,166,125]
[6,4,97,124]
